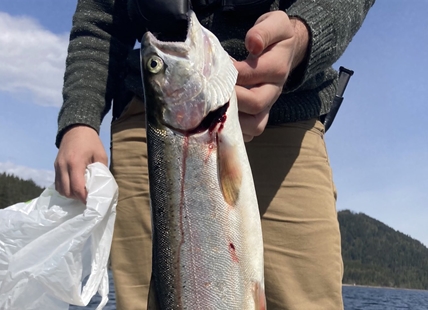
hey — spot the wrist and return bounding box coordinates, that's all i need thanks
[290,17,310,70]
[60,124,98,145]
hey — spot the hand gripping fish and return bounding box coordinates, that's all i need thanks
[140,11,266,309]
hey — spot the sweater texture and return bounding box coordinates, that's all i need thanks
[56,0,375,147]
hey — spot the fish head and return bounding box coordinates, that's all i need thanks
[140,11,237,133]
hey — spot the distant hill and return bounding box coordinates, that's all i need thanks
[339,210,428,290]
[0,173,44,209]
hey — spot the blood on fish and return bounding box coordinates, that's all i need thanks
[208,102,229,134]
[229,242,239,262]
[177,102,229,136]
[204,141,216,163]
[217,114,227,132]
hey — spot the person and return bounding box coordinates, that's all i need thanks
[54,0,375,308]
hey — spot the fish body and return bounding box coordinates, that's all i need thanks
[141,11,265,309]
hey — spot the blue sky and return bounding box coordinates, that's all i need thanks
[0,1,427,246]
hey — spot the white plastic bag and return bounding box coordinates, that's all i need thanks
[0,163,118,310]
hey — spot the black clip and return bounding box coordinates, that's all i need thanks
[322,66,354,132]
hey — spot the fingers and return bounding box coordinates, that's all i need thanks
[234,12,295,87]
[235,83,281,115]
[93,150,109,167]
[243,134,254,142]
[54,160,70,198]
[68,159,88,203]
[54,125,107,204]
[239,109,270,141]
[234,50,291,87]
[55,158,87,203]
[233,11,298,141]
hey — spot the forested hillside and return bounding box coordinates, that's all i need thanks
[0,173,44,209]
[339,210,428,290]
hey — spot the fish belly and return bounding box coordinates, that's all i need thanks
[147,95,264,309]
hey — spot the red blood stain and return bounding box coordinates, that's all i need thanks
[217,114,226,132]
[204,141,216,163]
[229,242,239,262]
[208,102,228,134]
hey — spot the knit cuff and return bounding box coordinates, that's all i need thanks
[286,2,335,87]
[269,69,338,125]
[55,99,104,148]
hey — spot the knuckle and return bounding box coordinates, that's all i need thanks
[244,135,254,142]
[54,158,66,170]
[277,65,290,80]
[71,185,85,200]
[99,153,108,164]
[238,70,255,85]
[253,125,265,137]
[58,186,70,198]
[250,99,266,115]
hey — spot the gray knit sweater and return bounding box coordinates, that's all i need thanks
[56,0,375,147]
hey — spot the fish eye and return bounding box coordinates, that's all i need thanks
[147,55,164,74]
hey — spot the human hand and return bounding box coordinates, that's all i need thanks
[54,125,108,204]
[234,11,309,141]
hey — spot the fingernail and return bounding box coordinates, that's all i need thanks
[248,35,264,56]
[247,40,255,54]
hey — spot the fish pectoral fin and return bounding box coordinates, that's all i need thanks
[218,134,242,206]
[147,274,160,310]
[253,281,267,310]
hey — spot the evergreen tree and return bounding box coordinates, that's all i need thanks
[0,173,44,209]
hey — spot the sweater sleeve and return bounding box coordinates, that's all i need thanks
[56,0,137,147]
[284,0,376,91]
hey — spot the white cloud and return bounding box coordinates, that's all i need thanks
[0,12,68,107]
[0,161,54,188]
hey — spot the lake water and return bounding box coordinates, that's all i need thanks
[342,285,428,309]
[70,273,428,309]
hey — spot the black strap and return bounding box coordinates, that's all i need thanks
[129,0,276,28]
[129,0,190,41]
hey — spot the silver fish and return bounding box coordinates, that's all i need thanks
[141,11,266,310]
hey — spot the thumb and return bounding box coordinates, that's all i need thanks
[245,11,291,56]
[245,27,265,56]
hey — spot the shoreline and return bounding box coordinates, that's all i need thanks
[342,283,428,292]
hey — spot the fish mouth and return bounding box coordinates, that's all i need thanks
[143,11,197,57]
[167,102,229,136]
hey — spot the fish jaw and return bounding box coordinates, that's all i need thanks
[140,11,237,133]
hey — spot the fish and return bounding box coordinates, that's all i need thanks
[140,11,266,309]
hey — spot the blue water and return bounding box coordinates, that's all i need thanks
[69,273,428,309]
[343,285,428,310]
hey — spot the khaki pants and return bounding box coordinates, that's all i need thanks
[110,97,343,309]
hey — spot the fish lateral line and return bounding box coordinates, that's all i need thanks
[176,134,189,304]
